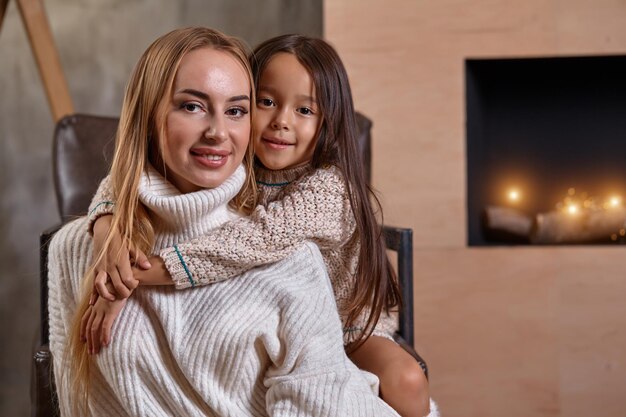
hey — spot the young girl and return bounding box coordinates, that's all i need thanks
[87,34,433,417]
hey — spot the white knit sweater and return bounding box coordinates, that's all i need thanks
[87,164,398,345]
[48,165,401,417]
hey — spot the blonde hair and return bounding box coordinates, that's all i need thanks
[64,27,257,413]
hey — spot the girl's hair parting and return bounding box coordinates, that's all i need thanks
[65,27,257,414]
[251,34,402,351]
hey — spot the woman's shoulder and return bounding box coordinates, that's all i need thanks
[49,217,92,259]
[246,242,333,298]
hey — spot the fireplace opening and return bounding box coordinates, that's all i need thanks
[466,55,626,246]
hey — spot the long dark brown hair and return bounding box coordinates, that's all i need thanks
[251,34,402,350]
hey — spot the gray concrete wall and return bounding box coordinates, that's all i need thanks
[0,1,321,414]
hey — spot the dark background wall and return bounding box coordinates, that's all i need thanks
[0,1,322,414]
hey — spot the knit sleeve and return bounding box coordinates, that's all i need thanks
[263,243,400,417]
[47,218,93,417]
[86,174,116,234]
[161,167,355,289]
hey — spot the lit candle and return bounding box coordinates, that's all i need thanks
[507,189,520,203]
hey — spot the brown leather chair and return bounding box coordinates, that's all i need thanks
[33,112,426,417]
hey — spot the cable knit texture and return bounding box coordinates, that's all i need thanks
[49,164,403,417]
[87,164,398,344]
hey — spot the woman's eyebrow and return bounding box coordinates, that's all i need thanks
[176,88,209,100]
[175,89,249,103]
[228,95,250,102]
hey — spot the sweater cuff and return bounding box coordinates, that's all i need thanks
[160,245,196,289]
[87,201,115,235]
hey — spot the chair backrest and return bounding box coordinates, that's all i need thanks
[43,111,379,330]
[46,112,417,348]
[52,112,373,222]
[36,113,422,417]
[53,114,118,222]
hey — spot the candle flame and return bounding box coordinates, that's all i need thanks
[507,189,520,203]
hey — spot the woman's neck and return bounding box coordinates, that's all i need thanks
[138,164,246,252]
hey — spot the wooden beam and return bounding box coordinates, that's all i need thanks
[0,0,10,33]
[16,0,73,121]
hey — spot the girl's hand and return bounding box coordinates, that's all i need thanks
[92,215,151,300]
[81,292,127,355]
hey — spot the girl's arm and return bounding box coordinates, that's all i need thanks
[88,176,154,301]
[162,167,355,289]
[87,174,116,232]
[86,167,354,291]
[343,306,399,345]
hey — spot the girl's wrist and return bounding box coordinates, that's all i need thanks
[136,256,173,286]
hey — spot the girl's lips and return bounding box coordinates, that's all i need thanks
[262,137,293,150]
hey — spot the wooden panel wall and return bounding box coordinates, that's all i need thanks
[325,1,626,416]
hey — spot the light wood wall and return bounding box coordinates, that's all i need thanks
[325,1,626,416]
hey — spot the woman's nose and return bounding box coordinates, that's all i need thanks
[203,117,227,142]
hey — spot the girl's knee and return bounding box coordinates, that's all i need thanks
[385,356,426,388]
[394,361,430,414]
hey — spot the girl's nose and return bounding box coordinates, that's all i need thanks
[271,109,290,130]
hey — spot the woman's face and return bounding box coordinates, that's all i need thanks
[161,47,251,193]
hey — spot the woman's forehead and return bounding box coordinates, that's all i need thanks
[174,48,250,96]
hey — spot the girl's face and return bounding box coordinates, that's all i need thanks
[253,52,321,170]
[161,47,251,193]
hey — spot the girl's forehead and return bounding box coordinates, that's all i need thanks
[263,53,307,75]
[259,53,314,92]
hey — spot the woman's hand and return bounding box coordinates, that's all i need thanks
[81,293,127,355]
[92,214,151,300]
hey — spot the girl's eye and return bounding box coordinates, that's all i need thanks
[297,107,314,116]
[226,107,249,118]
[257,98,275,107]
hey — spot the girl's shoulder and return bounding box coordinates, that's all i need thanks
[294,164,346,192]
[297,164,342,183]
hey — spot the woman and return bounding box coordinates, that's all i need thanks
[47,27,400,416]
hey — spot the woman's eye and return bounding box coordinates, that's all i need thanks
[226,107,249,118]
[257,98,275,107]
[182,103,201,112]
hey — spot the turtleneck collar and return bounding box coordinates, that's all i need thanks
[255,163,313,187]
[138,164,246,251]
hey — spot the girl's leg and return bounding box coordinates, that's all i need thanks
[349,335,430,417]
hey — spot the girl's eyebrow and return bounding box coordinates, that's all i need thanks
[296,94,317,104]
[258,85,317,103]
[175,88,250,102]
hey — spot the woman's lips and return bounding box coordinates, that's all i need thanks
[190,148,230,168]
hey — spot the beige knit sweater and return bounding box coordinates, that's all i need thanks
[88,164,398,345]
[48,165,401,417]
